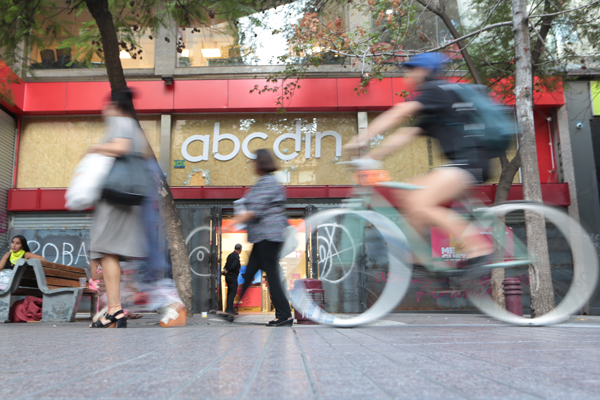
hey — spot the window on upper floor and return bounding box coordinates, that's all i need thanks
[28,4,154,70]
[176,0,347,68]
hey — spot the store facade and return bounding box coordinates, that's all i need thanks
[1,74,577,313]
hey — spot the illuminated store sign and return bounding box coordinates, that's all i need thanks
[181,121,342,163]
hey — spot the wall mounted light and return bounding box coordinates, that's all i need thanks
[201,48,221,57]
[119,50,131,59]
[162,75,173,86]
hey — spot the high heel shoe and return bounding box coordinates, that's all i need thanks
[90,309,127,328]
[158,302,187,327]
[92,306,109,323]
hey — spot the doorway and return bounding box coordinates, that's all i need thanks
[220,215,308,313]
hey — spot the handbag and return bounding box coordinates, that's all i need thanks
[278,225,298,259]
[65,153,114,211]
[101,152,150,206]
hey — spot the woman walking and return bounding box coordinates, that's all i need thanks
[227,149,292,327]
[88,88,186,328]
[88,88,151,329]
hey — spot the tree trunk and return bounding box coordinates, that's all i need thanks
[511,0,554,316]
[83,0,126,91]
[151,161,195,314]
[435,13,484,85]
[84,0,194,314]
[531,0,557,71]
[490,150,521,306]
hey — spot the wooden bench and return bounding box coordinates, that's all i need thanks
[0,258,98,322]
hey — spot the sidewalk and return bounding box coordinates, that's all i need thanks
[2,313,600,399]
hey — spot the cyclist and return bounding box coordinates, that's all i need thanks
[345,52,493,267]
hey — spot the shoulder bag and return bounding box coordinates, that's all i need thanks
[101,152,150,206]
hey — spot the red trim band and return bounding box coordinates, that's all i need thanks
[8,183,570,212]
[4,77,566,116]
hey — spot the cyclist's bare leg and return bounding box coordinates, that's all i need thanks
[397,167,493,258]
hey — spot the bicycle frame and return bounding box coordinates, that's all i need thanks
[338,180,532,274]
[295,173,597,326]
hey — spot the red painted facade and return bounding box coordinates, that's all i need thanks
[3,76,565,115]
[8,183,571,212]
[2,69,568,208]
[534,110,557,183]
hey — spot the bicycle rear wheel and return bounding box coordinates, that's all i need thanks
[286,209,412,327]
[467,202,599,326]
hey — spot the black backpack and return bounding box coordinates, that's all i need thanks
[439,83,519,158]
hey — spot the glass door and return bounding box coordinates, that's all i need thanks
[220,214,309,313]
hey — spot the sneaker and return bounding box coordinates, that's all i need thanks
[267,318,293,327]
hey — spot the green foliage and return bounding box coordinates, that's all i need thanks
[0,0,597,108]
[248,0,599,109]
[0,0,280,102]
[464,0,600,98]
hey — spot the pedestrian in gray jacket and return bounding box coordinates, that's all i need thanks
[226,149,292,327]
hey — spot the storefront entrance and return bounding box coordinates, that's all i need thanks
[220,217,307,313]
[177,204,315,314]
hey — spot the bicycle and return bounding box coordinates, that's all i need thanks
[287,161,599,327]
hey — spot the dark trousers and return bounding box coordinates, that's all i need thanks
[239,240,291,320]
[225,274,238,313]
[139,159,170,284]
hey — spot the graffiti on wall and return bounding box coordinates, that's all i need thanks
[9,229,91,269]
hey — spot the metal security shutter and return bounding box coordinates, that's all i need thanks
[0,110,15,251]
[11,212,93,230]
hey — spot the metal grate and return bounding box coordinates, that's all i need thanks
[0,110,15,251]
[11,212,93,230]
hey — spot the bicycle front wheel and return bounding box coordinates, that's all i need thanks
[288,208,412,327]
[468,202,599,326]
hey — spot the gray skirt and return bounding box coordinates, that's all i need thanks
[90,200,146,261]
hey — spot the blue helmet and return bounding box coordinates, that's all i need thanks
[401,52,449,72]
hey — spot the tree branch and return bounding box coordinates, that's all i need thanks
[418,0,600,54]
[414,0,483,84]
[495,150,522,204]
[531,0,600,19]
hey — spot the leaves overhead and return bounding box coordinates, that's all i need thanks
[0,0,598,107]
[248,0,600,109]
[0,0,295,102]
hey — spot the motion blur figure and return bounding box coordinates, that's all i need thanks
[345,53,494,267]
[137,158,187,327]
[227,149,293,327]
[88,89,186,328]
[88,88,148,329]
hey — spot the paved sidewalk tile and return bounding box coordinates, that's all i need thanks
[3,313,600,399]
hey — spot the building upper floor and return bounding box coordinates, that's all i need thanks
[3,0,596,84]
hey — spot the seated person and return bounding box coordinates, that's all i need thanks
[0,235,46,271]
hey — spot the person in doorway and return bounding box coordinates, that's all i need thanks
[344,53,493,267]
[222,243,242,314]
[225,149,293,327]
[0,235,46,273]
